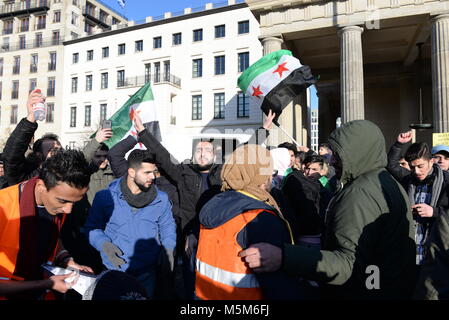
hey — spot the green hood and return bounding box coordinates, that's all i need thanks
[328,120,387,185]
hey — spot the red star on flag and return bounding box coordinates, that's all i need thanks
[252,85,263,98]
[273,62,289,78]
[129,108,135,120]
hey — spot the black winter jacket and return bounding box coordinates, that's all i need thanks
[3,118,40,186]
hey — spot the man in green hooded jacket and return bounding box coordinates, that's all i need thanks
[240,120,416,299]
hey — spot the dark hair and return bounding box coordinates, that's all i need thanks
[97,143,110,152]
[278,142,297,156]
[404,142,432,162]
[296,151,306,163]
[127,149,156,169]
[303,155,325,168]
[33,133,60,153]
[319,143,331,150]
[38,149,90,190]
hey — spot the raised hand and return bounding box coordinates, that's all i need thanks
[397,131,413,144]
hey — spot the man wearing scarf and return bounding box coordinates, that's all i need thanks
[83,150,176,299]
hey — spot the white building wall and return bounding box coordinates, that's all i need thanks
[62,2,262,161]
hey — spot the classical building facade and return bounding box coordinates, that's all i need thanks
[247,0,449,146]
[61,0,262,161]
[0,0,127,147]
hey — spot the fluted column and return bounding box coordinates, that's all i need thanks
[431,14,449,133]
[261,36,283,55]
[338,26,365,123]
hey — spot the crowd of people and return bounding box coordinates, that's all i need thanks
[0,89,448,300]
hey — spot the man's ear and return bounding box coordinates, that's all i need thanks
[128,167,135,178]
[36,179,47,191]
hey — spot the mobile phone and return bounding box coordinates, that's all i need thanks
[102,120,112,129]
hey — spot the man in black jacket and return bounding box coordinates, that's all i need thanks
[387,130,449,279]
[132,110,274,298]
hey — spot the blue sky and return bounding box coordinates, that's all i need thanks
[104,0,219,21]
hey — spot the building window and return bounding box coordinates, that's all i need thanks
[52,30,60,45]
[163,61,170,81]
[237,92,249,118]
[117,70,125,87]
[145,64,151,83]
[0,58,3,76]
[100,104,107,122]
[71,12,79,26]
[84,105,91,126]
[49,52,57,71]
[102,47,109,58]
[20,18,29,32]
[193,29,203,42]
[47,78,55,96]
[135,40,143,52]
[87,50,93,61]
[35,33,43,47]
[19,35,26,49]
[46,103,54,123]
[214,93,225,119]
[71,77,78,93]
[0,81,2,100]
[238,20,249,34]
[192,59,202,78]
[13,56,20,75]
[86,75,92,91]
[29,79,37,93]
[192,95,202,120]
[11,105,18,124]
[54,11,61,23]
[154,63,160,83]
[101,72,108,89]
[70,107,77,127]
[153,37,161,49]
[112,17,119,25]
[2,37,10,51]
[215,25,225,38]
[3,20,13,35]
[85,22,94,35]
[118,43,126,55]
[172,33,182,45]
[214,55,225,75]
[238,52,249,72]
[36,15,46,30]
[72,52,79,64]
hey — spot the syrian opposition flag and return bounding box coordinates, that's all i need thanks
[102,82,161,149]
[237,50,316,124]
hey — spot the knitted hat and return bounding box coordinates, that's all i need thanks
[270,147,291,176]
[221,144,280,213]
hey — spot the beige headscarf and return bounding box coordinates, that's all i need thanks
[221,144,281,213]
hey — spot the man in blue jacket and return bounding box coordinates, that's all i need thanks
[83,150,176,299]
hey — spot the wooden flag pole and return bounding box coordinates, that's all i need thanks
[274,122,300,147]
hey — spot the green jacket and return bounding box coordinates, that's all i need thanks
[83,139,115,204]
[282,120,416,299]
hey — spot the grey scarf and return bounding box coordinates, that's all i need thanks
[120,175,157,209]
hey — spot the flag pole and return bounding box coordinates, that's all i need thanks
[274,121,300,147]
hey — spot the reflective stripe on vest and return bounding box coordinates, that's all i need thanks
[195,209,275,300]
[196,259,259,289]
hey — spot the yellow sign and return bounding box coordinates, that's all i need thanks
[432,133,449,146]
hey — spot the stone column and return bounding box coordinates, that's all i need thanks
[431,14,449,133]
[338,26,365,123]
[261,36,283,55]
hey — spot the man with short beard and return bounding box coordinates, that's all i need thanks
[83,150,176,299]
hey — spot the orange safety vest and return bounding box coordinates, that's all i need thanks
[195,209,277,300]
[0,180,65,299]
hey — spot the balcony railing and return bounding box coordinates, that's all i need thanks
[12,66,20,74]
[2,28,13,35]
[82,6,112,29]
[0,37,61,53]
[118,74,181,88]
[36,22,46,30]
[20,25,29,32]
[47,87,55,96]
[48,63,56,71]
[11,91,19,99]
[30,64,38,73]
[0,0,49,19]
